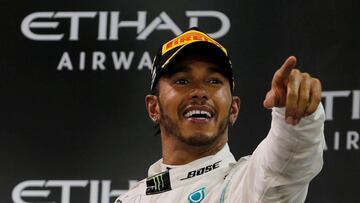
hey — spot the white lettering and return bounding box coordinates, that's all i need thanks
[325,130,360,151]
[112,51,135,70]
[54,12,97,40]
[137,51,152,70]
[57,51,154,71]
[90,180,99,203]
[98,12,108,40]
[186,10,230,39]
[346,131,359,150]
[322,91,351,120]
[92,51,106,70]
[57,52,73,71]
[137,12,182,40]
[12,180,138,203]
[79,51,86,71]
[334,131,340,151]
[46,180,87,203]
[352,90,360,119]
[12,180,49,203]
[21,12,63,41]
[109,11,147,40]
[101,180,126,203]
[22,11,231,41]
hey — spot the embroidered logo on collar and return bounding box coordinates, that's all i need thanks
[188,187,205,203]
[180,161,221,180]
[146,171,171,195]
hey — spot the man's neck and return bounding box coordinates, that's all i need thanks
[161,135,227,165]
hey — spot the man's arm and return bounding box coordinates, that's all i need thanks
[249,103,325,202]
[227,56,324,202]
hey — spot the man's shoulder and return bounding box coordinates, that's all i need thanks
[231,155,251,171]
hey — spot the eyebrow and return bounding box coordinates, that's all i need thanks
[163,66,191,77]
[165,65,225,77]
[207,66,225,75]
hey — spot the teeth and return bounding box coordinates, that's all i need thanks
[184,110,212,118]
[202,111,211,118]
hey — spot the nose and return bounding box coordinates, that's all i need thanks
[189,83,209,101]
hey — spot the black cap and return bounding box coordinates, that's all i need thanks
[150,27,234,91]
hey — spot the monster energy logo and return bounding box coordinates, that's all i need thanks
[153,174,164,191]
[146,171,171,195]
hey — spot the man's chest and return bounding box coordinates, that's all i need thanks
[118,178,226,203]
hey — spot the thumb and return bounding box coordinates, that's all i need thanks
[263,90,276,109]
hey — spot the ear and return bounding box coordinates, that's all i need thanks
[229,96,240,125]
[145,95,160,123]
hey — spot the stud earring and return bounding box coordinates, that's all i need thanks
[152,115,159,123]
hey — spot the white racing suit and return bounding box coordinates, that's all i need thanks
[116,104,325,203]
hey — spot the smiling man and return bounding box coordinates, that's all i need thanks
[115,28,325,203]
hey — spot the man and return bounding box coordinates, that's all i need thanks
[115,27,325,203]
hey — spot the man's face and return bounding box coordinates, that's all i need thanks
[148,55,240,147]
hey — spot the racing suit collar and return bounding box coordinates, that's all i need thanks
[145,143,236,194]
[148,143,233,176]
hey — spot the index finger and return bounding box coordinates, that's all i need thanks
[275,56,297,82]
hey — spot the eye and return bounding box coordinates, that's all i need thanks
[175,79,189,85]
[208,78,223,84]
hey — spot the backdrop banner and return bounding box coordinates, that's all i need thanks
[1,0,359,202]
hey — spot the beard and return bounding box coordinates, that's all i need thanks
[158,101,230,147]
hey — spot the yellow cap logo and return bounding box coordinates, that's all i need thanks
[161,30,227,55]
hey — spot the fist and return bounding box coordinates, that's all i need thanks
[263,56,322,125]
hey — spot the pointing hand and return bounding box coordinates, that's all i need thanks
[263,56,322,125]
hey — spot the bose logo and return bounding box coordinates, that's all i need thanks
[180,161,221,180]
[21,11,231,41]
